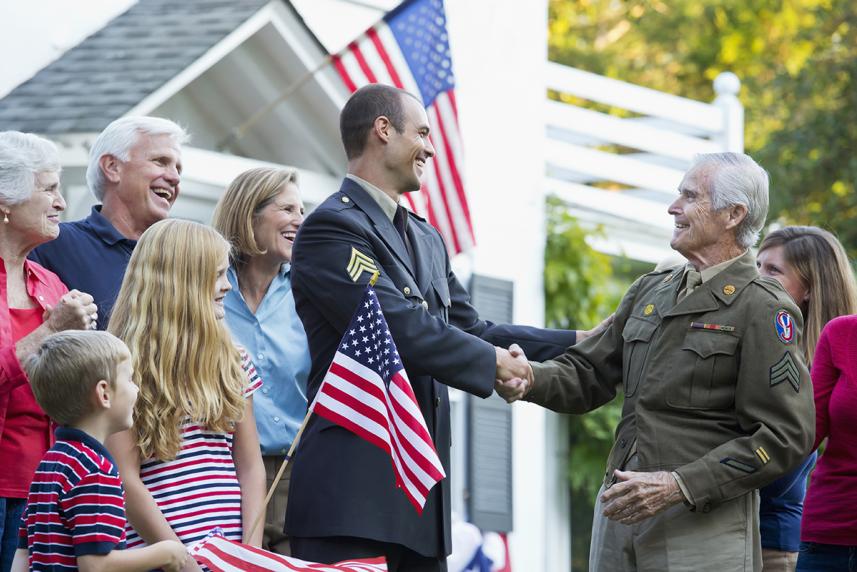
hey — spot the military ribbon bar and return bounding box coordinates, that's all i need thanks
[689,322,736,332]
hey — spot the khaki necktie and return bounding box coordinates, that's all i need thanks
[679,269,702,301]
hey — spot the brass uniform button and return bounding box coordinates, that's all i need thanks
[643,304,654,316]
[723,284,736,295]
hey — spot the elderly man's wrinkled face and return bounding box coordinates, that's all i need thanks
[114,133,182,229]
[668,167,732,260]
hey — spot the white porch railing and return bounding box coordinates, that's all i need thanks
[545,61,744,263]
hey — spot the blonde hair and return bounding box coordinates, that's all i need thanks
[25,331,130,426]
[212,167,299,265]
[108,219,245,460]
[759,226,857,362]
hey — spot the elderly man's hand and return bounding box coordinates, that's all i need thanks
[43,290,98,332]
[600,470,685,525]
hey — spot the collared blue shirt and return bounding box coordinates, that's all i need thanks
[224,264,310,454]
[29,205,136,328]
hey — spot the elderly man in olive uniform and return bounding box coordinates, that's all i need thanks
[504,153,815,571]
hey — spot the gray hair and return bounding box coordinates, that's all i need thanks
[86,116,189,201]
[0,131,61,206]
[691,152,769,249]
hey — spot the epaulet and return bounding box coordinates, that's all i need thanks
[752,275,791,300]
[642,265,681,281]
[324,192,355,212]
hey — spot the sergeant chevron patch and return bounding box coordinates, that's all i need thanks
[720,457,757,474]
[770,352,800,393]
[347,247,378,282]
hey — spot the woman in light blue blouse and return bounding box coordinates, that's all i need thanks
[213,167,310,555]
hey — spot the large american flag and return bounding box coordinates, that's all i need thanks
[309,284,446,512]
[190,529,387,571]
[332,0,474,255]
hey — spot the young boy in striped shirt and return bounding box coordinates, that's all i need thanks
[11,331,187,572]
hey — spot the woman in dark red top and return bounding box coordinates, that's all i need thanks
[0,131,97,570]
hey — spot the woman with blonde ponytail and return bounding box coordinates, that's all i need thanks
[106,219,265,567]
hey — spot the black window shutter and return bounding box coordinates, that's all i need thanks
[467,274,514,532]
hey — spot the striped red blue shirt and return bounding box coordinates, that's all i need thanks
[126,349,262,548]
[18,427,126,571]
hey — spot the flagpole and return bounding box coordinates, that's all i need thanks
[216,54,334,152]
[246,271,381,543]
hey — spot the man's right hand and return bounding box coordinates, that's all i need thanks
[42,289,98,332]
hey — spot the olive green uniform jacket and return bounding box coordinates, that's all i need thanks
[527,250,815,512]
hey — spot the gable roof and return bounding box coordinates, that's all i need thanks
[0,0,268,134]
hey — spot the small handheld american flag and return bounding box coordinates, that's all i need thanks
[309,282,446,513]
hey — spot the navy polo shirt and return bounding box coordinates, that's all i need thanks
[30,205,136,329]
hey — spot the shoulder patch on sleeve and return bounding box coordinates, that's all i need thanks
[774,309,795,344]
[347,247,378,282]
[770,351,800,392]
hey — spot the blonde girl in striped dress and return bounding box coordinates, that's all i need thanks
[106,219,265,571]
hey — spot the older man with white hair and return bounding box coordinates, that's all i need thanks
[31,116,188,327]
[502,153,815,571]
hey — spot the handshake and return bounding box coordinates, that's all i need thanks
[491,313,614,404]
[494,344,533,403]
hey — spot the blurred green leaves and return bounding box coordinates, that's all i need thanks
[549,0,857,256]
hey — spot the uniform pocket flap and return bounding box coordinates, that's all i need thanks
[431,277,451,307]
[682,329,739,359]
[621,316,658,343]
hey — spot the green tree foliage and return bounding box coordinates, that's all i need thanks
[547,2,856,566]
[544,197,628,494]
[545,197,622,330]
[549,0,857,255]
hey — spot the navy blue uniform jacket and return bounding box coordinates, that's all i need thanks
[285,178,576,557]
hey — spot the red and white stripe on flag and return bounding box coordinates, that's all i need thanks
[332,18,475,256]
[190,530,387,571]
[311,352,446,513]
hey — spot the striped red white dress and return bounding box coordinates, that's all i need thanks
[125,350,262,548]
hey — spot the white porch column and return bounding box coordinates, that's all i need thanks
[448,1,564,569]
